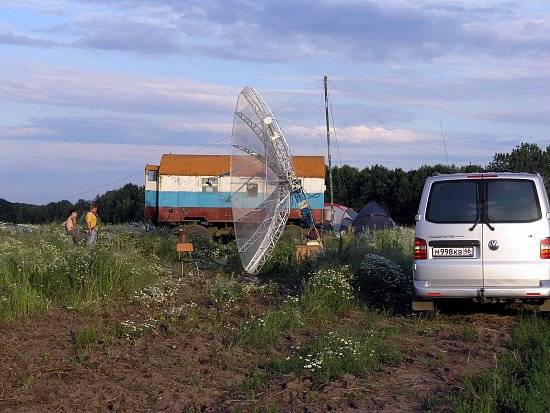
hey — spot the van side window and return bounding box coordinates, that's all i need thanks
[486,180,541,222]
[426,180,478,223]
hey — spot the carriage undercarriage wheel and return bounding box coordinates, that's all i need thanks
[175,224,210,241]
[182,224,209,237]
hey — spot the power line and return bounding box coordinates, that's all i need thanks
[273,79,323,113]
[329,81,389,128]
[189,134,231,154]
[62,134,233,201]
[328,80,428,156]
[64,171,143,200]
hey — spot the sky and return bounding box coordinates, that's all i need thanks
[1,0,550,205]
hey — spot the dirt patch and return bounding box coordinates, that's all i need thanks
[252,313,514,412]
[0,273,518,412]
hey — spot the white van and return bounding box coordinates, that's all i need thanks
[413,172,550,311]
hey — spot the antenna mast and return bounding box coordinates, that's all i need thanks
[324,76,334,228]
[439,120,449,166]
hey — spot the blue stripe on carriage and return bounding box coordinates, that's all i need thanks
[145,190,157,207]
[145,190,324,209]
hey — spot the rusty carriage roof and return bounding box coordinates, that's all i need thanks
[148,154,325,178]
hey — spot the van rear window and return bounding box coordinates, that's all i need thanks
[486,180,541,222]
[426,180,478,223]
[426,179,542,224]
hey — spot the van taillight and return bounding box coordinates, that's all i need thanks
[541,238,550,259]
[414,238,427,259]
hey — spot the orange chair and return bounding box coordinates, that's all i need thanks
[177,242,200,276]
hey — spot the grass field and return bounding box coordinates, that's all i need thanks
[452,315,550,413]
[0,225,176,320]
[0,224,548,411]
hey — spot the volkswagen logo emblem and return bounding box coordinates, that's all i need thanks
[488,240,499,251]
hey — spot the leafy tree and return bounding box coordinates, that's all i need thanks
[391,169,413,224]
[331,164,360,207]
[95,183,144,224]
[489,142,550,186]
[0,198,16,222]
[14,203,43,224]
[42,200,73,222]
[489,142,543,173]
[489,142,550,192]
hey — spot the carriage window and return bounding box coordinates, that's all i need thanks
[202,178,218,192]
[247,183,258,197]
[148,171,158,181]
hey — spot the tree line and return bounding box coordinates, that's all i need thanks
[1,143,549,225]
[0,183,144,225]
[328,142,550,225]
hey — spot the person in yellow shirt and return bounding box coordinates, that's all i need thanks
[85,203,99,246]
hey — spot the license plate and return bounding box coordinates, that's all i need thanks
[432,247,474,257]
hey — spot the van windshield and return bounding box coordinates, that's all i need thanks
[426,180,478,223]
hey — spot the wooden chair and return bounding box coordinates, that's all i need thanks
[177,242,200,276]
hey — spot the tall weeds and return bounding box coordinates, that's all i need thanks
[0,226,173,321]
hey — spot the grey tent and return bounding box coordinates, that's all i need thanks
[323,203,357,232]
[352,201,396,234]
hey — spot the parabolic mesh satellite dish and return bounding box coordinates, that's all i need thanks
[230,87,316,274]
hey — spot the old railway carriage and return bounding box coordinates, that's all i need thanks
[145,154,325,229]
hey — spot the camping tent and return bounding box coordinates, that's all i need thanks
[323,203,357,232]
[352,201,396,234]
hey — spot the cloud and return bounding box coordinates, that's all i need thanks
[0,0,74,15]
[0,138,186,169]
[6,1,550,63]
[29,115,232,145]
[472,109,550,126]
[334,125,435,144]
[0,114,233,149]
[0,63,238,114]
[75,17,183,54]
[164,121,232,134]
[0,126,57,138]
[285,123,434,144]
[153,0,550,62]
[0,30,56,47]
